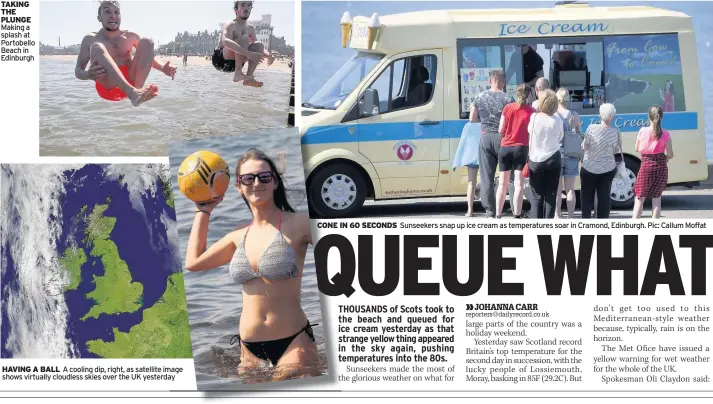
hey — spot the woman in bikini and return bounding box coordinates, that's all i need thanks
[185,148,318,381]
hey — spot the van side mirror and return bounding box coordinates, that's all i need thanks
[359,89,380,117]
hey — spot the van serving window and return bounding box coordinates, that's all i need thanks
[456,33,685,118]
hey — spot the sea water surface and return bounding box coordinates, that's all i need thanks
[168,128,328,388]
[40,59,291,156]
[302,1,713,160]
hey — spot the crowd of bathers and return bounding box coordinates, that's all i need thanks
[454,69,674,219]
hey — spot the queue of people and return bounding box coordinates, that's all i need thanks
[455,69,674,219]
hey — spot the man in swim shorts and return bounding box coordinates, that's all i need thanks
[74,1,176,107]
[212,1,275,87]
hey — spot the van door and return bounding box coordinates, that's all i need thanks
[355,50,443,198]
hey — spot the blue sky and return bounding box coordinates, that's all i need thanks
[303,1,712,97]
[40,1,295,46]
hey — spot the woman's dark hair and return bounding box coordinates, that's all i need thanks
[235,148,295,213]
[649,105,664,140]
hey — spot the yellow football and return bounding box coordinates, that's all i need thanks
[177,151,230,203]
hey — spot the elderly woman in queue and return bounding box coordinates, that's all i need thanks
[580,103,623,219]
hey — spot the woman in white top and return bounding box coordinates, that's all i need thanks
[580,103,623,218]
[526,90,564,218]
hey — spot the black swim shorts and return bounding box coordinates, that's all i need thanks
[212,47,236,72]
[212,47,254,73]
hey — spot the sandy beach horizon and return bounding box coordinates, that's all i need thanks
[41,54,292,73]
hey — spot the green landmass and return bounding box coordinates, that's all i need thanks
[160,177,175,209]
[84,203,115,242]
[80,202,144,321]
[59,247,87,292]
[608,74,685,114]
[86,272,193,358]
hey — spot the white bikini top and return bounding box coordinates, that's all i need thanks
[228,211,298,284]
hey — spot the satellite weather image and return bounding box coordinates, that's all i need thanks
[0,164,193,358]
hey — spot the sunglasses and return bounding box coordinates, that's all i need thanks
[238,171,274,186]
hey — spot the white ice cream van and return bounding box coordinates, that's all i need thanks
[300,3,707,218]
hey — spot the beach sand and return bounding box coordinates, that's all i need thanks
[41,54,292,73]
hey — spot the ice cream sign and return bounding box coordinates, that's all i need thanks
[496,21,611,37]
[345,12,381,50]
[460,68,497,113]
[341,12,352,48]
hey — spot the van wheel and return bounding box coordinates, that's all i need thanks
[610,156,640,209]
[308,163,367,218]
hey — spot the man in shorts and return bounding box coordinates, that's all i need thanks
[74,1,176,107]
[472,69,515,218]
[212,1,275,87]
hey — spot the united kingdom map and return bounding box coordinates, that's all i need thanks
[0,164,193,358]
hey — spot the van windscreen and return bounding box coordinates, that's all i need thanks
[305,52,384,110]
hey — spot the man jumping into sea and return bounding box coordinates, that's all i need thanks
[74,1,176,106]
[212,1,275,87]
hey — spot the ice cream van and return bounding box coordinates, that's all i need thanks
[300,3,707,218]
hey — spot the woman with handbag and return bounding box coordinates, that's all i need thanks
[526,90,563,219]
[554,88,583,219]
[495,84,535,218]
[632,105,674,218]
[580,103,623,218]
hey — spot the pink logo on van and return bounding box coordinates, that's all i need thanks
[397,144,414,160]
